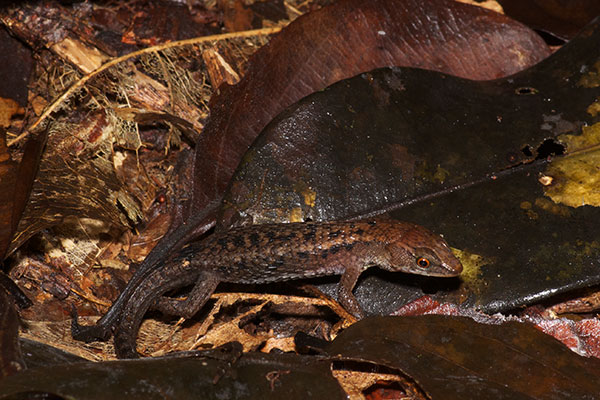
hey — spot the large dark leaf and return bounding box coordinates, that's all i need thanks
[19,339,87,369]
[326,316,600,399]
[221,17,600,313]
[0,348,345,399]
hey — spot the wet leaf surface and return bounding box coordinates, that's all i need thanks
[222,18,600,313]
[326,316,600,399]
[389,161,600,312]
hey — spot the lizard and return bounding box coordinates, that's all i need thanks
[74,219,463,358]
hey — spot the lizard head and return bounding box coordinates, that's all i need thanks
[383,223,463,277]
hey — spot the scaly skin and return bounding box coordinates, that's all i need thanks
[80,220,463,358]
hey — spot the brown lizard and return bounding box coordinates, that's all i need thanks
[74,219,462,358]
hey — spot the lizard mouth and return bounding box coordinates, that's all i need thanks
[421,261,462,277]
[443,260,463,276]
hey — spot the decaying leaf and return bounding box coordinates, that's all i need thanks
[544,117,600,207]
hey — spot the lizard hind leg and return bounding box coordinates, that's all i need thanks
[114,270,219,358]
[152,273,220,319]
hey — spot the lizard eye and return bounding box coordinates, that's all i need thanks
[417,257,430,268]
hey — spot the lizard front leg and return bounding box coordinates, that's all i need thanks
[337,262,367,319]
